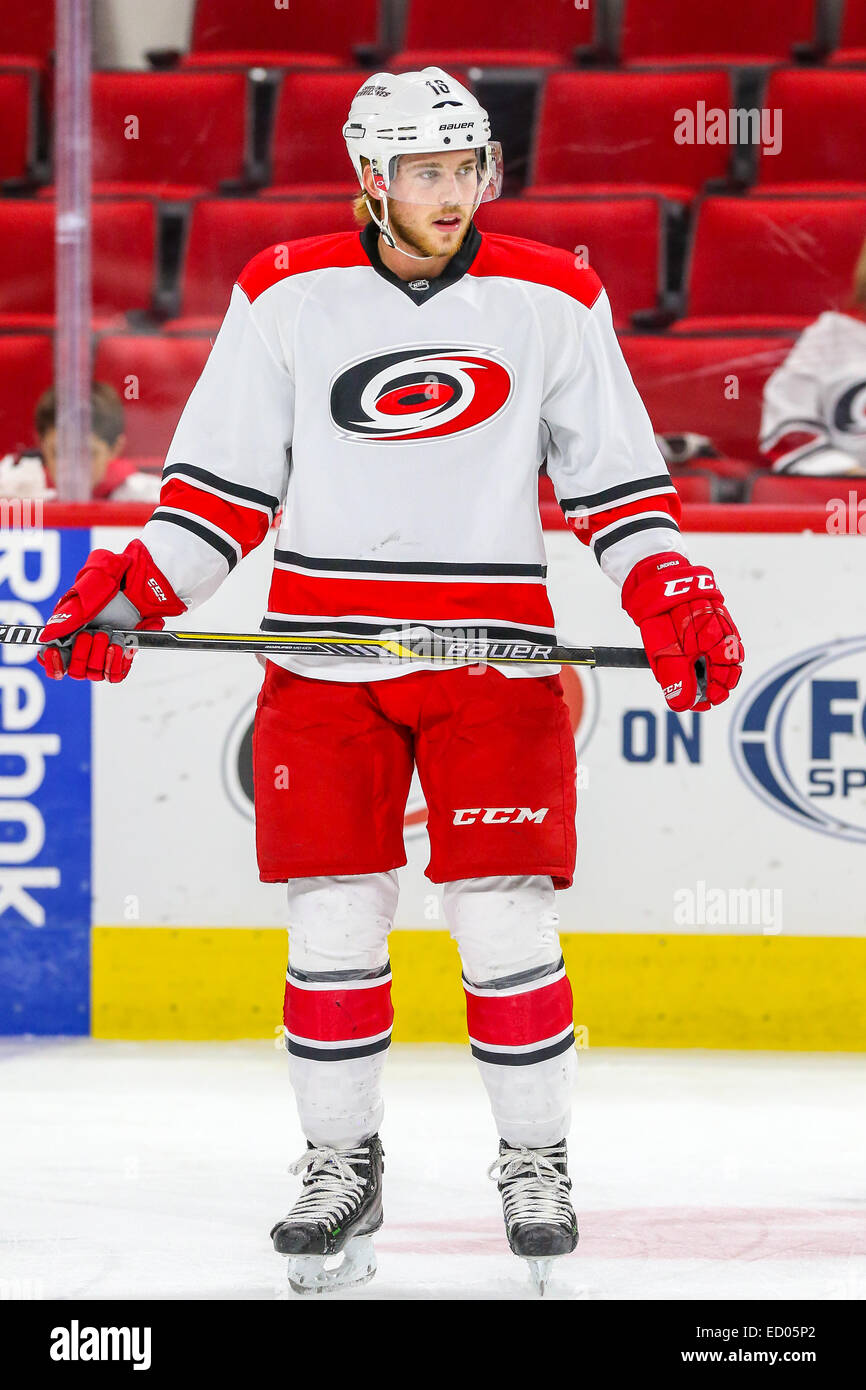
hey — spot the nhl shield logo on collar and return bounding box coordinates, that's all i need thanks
[409,279,429,291]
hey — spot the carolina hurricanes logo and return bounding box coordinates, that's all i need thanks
[832,379,866,437]
[329,345,514,443]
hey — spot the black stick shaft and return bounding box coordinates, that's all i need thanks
[2,622,651,669]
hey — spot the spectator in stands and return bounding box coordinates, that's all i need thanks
[759,238,866,475]
[0,382,161,501]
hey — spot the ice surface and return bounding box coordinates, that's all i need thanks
[1,1041,864,1301]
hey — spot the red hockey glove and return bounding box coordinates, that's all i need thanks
[621,553,743,713]
[37,539,186,682]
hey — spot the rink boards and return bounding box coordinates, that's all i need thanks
[2,516,866,1045]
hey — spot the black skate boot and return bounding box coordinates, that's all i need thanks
[489,1139,578,1295]
[271,1134,384,1295]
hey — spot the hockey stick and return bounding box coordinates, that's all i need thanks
[1,621,650,669]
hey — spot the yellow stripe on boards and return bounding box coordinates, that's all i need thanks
[91,927,866,1050]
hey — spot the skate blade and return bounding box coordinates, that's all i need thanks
[525,1257,554,1297]
[286,1235,377,1297]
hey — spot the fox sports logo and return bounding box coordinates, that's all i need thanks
[731,636,866,843]
[329,345,514,442]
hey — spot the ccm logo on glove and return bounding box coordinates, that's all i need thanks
[622,553,744,713]
[663,574,717,598]
[37,540,185,683]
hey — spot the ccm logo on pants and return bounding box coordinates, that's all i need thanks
[452,807,549,826]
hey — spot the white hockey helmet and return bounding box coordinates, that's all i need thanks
[343,67,503,248]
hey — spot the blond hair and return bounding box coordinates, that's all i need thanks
[352,156,381,226]
[854,234,866,308]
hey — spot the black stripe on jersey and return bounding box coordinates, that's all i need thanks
[592,515,680,563]
[150,509,240,571]
[285,1034,392,1063]
[559,474,676,514]
[470,1030,575,1067]
[758,417,827,451]
[273,550,546,578]
[774,443,835,475]
[463,956,566,992]
[163,463,280,516]
[260,616,558,644]
[287,962,391,984]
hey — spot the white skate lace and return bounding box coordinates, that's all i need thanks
[284,1145,369,1226]
[487,1143,573,1230]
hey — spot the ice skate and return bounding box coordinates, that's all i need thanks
[271,1135,384,1295]
[489,1139,578,1295]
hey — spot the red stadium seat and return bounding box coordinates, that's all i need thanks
[393,0,594,68]
[268,72,372,194]
[748,475,866,504]
[0,335,53,457]
[754,71,866,193]
[173,198,358,324]
[474,198,665,328]
[0,71,36,181]
[91,73,250,199]
[616,0,818,65]
[830,0,866,64]
[620,335,795,462]
[674,197,866,333]
[670,473,715,503]
[181,0,381,69]
[0,201,158,328]
[0,0,54,70]
[526,71,735,203]
[94,335,213,459]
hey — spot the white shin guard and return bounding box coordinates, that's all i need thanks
[282,871,577,1152]
[285,871,398,1148]
[443,875,577,1149]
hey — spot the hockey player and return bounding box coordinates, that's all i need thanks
[38,70,743,1296]
[760,236,866,474]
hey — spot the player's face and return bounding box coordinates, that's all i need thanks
[381,151,479,259]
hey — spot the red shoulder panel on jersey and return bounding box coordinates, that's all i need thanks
[237,231,369,304]
[471,231,603,310]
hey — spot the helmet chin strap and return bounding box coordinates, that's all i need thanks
[361,145,493,263]
[363,193,450,263]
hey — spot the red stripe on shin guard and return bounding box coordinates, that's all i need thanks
[284,977,393,1044]
[465,972,574,1048]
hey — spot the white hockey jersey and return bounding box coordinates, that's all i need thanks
[142,222,683,681]
[760,310,866,475]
